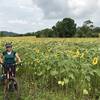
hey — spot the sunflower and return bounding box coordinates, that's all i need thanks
[73,50,80,58]
[92,57,98,65]
[33,48,40,53]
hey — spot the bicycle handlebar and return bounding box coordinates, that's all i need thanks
[0,62,23,67]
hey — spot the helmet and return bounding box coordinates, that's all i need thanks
[5,43,12,48]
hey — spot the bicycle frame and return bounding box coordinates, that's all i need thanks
[6,67,15,80]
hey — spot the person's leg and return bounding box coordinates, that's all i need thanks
[3,65,9,99]
[3,79,8,99]
[4,64,10,79]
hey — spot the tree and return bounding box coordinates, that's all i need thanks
[52,18,77,37]
[0,32,5,37]
[35,28,53,37]
[76,26,92,37]
[76,20,98,37]
[92,27,100,37]
[93,27,100,33]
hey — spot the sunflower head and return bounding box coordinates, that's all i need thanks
[92,57,98,65]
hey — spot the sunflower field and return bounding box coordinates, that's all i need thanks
[0,37,100,100]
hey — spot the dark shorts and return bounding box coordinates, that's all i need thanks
[3,64,16,77]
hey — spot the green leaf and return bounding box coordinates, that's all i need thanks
[47,66,51,71]
[64,78,69,84]
[50,70,58,76]
[37,72,43,76]
[94,69,100,77]
[69,73,74,79]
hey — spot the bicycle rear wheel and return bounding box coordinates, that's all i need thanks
[4,78,20,100]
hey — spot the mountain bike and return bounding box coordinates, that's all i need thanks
[0,63,20,100]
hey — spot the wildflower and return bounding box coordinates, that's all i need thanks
[73,50,80,58]
[92,57,98,65]
[58,81,62,85]
[76,50,80,56]
[58,81,65,86]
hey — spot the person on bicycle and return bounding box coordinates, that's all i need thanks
[0,43,21,97]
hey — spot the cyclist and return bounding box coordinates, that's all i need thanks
[0,43,21,98]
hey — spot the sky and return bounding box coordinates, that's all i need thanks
[0,0,100,33]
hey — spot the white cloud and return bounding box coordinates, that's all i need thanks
[8,19,28,24]
[0,0,45,33]
[19,6,34,11]
[0,0,100,33]
[33,0,100,27]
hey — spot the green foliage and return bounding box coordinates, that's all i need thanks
[36,28,53,37]
[0,18,100,38]
[0,37,100,99]
[36,18,77,37]
[76,20,99,37]
[35,19,100,38]
[53,18,76,37]
[76,26,93,37]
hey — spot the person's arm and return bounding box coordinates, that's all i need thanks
[0,53,3,64]
[15,53,21,64]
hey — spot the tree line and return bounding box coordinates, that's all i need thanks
[0,18,100,37]
[35,18,100,37]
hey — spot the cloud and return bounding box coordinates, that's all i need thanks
[33,0,98,19]
[0,0,100,33]
[32,0,100,29]
[33,0,69,19]
[0,0,45,33]
[8,19,28,24]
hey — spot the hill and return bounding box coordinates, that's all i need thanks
[0,31,18,36]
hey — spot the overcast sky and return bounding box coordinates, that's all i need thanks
[0,0,99,33]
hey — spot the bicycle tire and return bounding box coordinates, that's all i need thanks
[4,78,20,100]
